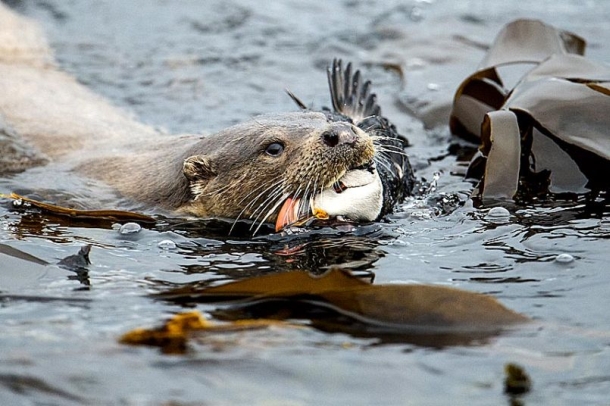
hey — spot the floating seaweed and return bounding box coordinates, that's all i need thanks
[450,19,610,205]
[137,268,528,350]
[1,192,156,223]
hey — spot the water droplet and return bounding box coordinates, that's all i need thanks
[406,57,427,70]
[158,239,177,250]
[555,253,575,264]
[409,6,424,22]
[487,207,510,217]
[420,172,441,196]
[427,83,440,91]
[484,207,511,224]
[119,222,142,235]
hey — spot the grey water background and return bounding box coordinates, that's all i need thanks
[1,0,610,404]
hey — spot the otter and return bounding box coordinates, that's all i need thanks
[0,5,414,232]
[81,60,415,232]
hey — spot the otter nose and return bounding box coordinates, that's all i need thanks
[322,126,357,147]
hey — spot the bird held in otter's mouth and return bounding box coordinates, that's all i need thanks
[270,59,415,232]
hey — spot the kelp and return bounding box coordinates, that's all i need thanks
[450,19,610,204]
[1,192,156,223]
[504,363,532,396]
[0,243,50,292]
[0,243,95,294]
[0,242,48,265]
[119,311,296,354]
[124,269,527,352]
[151,268,526,348]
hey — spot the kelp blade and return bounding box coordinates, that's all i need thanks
[158,268,527,334]
[478,19,584,70]
[450,19,610,200]
[4,192,156,223]
[480,111,521,201]
[120,311,298,354]
[504,57,610,160]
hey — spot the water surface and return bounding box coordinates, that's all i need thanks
[1,0,610,404]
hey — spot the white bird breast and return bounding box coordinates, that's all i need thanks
[311,168,383,221]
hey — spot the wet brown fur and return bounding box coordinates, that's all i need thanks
[82,112,375,222]
[0,6,375,223]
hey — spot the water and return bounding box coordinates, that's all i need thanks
[1,0,610,404]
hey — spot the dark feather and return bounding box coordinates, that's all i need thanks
[285,89,308,110]
[327,59,383,122]
[326,58,415,216]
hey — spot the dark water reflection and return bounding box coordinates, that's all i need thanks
[161,218,386,273]
[2,0,610,404]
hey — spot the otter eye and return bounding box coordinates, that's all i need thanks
[265,142,284,157]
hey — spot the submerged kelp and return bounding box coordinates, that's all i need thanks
[450,19,610,204]
[150,268,527,347]
[120,311,295,354]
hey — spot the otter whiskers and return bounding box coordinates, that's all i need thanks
[201,172,249,198]
[253,190,290,235]
[248,181,295,233]
[230,176,284,234]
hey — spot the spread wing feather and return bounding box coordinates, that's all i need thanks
[327,58,415,215]
[327,59,381,123]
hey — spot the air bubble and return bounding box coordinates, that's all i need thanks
[158,240,177,250]
[555,253,575,264]
[484,207,511,223]
[420,172,441,196]
[409,6,424,22]
[119,222,142,235]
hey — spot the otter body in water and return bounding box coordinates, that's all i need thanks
[0,5,413,232]
[84,60,415,231]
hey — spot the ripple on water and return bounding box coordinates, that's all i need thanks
[2,0,610,404]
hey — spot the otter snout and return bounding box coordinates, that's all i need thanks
[321,124,358,147]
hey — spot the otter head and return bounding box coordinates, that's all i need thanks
[179,111,383,232]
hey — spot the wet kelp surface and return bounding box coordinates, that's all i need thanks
[2,1,610,405]
[120,268,526,355]
[451,19,610,204]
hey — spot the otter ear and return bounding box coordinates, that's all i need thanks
[183,155,216,181]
